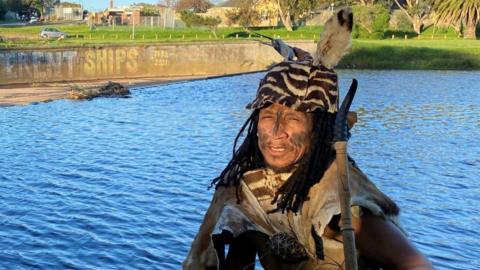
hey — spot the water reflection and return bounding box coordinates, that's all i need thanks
[1,70,479,269]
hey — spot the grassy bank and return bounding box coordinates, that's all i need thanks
[342,39,480,70]
[1,23,480,70]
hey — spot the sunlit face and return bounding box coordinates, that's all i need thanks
[257,103,313,171]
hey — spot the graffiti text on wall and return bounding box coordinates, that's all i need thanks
[84,48,140,76]
[83,48,169,76]
[0,51,78,81]
[0,47,171,83]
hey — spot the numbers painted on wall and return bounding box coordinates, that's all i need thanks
[153,49,169,67]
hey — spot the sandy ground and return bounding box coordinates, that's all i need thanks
[0,76,209,107]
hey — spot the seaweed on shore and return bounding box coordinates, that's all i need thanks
[68,81,131,100]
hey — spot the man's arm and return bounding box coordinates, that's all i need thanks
[354,213,434,270]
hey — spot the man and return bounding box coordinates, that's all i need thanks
[184,8,433,270]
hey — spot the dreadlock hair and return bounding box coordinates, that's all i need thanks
[210,109,264,189]
[210,108,337,213]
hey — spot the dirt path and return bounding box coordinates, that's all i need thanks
[0,76,208,107]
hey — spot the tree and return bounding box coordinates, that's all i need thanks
[224,0,261,27]
[4,0,39,20]
[132,3,160,16]
[353,3,390,38]
[202,15,222,37]
[176,0,212,13]
[432,0,480,39]
[5,0,28,14]
[180,10,221,36]
[33,0,59,20]
[4,0,58,20]
[275,0,324,31]
[392,0,432,34]
[180,9,202,26]
[0,1,6,20]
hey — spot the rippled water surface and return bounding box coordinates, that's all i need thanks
[1,70,479,269]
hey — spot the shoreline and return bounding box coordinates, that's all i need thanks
[0,71,268,107]
[0,75,209,107]
[3,65,480,106]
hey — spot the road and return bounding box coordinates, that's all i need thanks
[0,22,28,26]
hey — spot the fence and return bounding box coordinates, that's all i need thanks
[107,13,176,29]
[53,7,83,21]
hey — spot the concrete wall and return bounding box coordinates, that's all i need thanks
[0,41,316,85]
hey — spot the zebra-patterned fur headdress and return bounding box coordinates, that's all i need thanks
[247,8,353,113]
[246,60,338,113]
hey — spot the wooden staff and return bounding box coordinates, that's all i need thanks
[333,79,358,270]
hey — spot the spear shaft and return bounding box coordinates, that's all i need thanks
[333,79,358,270]
[334,141,358,270]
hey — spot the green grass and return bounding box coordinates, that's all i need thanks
[383,25,462,40]
[341,39,480,70]
[1,23,480,69]
[0,24,323,47]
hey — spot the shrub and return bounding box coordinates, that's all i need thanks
[224,0,261,27]
[389,10,413,32]
[225,7,261,27]
[352,4,390,39]
[180,10,203,28]
[179,10,221,37]
[0,1,6,20]
[176,0,212,13]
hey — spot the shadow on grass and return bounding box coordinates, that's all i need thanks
[226,31,250,38]
[384,30,418,39]
[220,27,279,39]
[245,26,298,31]
[225,26,318,39]
[339,45,480,70]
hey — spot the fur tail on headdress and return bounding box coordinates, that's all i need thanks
[313,7,353,68]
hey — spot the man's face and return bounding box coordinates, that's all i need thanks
[257,103,313,170]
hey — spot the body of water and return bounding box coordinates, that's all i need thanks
[1,70,479,269]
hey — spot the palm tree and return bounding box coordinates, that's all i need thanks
[433,0,480,39]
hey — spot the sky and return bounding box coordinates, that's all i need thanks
[80,0,158,12]
[79,0,223,12]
